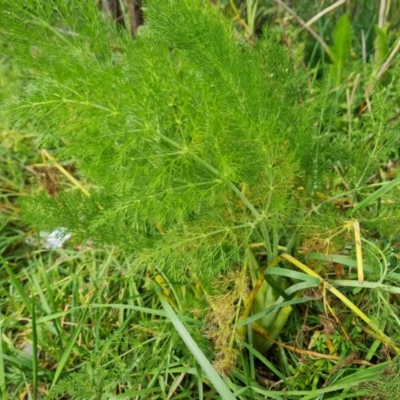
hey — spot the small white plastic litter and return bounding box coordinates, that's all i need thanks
[25,227,71,249]
[39,227,71,249]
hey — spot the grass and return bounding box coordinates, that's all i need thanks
[2,0,400,399]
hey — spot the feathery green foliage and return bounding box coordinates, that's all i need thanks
[2,0,326,279]
[2,0,400,398]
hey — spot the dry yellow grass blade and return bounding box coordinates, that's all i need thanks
[41,149,90,197]
[352,220,364,284]
[281,253,400,355]
[300,0,347,31]
[274,0,333,60]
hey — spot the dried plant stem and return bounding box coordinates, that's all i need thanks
[300,0,347,32]
[377,37,400,80]
[274,0,334,60]
[281,253,400,355]
[252,323,373,366]
[41,149,90,197]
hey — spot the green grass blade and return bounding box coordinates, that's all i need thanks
[285,281,320,296]
[1,256,31,312]
[265,267,320,284]
[35,303,172,324]
[331,279,400,294]
[0,313,6,400]
[196,365,204,400]
[240,341,288,386]
[236,297,309,327]
[31,295,38,400]
[153,282,236,400]
[50,308,88,390]
[306,253,363,268]
[306,252,400,281]
[348,176,400,215]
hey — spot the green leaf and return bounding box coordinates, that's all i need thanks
[374,24,389,65]
[265,267,320,285]
[31,295,38,400]
[236,297,309,327]
[264,273,292,300]
[348,176,400,216]
[285,281,320,296]
[240,340,289,386]
[331,279,400,294]
[306,250,400,282]
[1,256,31,313]
[50,308,88,390]
[330,13,351,84]
[35,303,171,324]
[0,313,6,400]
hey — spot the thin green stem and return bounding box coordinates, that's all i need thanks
[355,121,383,188]
[156,132,273,255]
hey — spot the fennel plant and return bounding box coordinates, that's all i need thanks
[2,0,400,385]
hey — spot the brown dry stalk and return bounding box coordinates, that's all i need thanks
[300,0,347,32]
[252,323,373,366]
[274,0,333,60]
